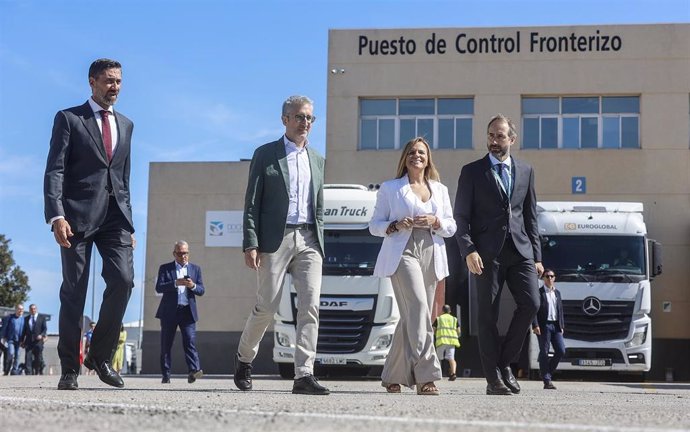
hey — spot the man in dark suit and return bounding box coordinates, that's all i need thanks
[22,304,48,375]
[155,240,205,384]
[532,269,565,390]
[454,114,543,395]
[234,95,329,395]
[44,58,135,390]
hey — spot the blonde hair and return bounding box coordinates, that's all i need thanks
[395,137,440,181]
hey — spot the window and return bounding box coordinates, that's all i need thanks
[360,98,473,150]
[522,96,640,149]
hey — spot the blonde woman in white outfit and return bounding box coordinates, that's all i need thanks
[369,137,457,396]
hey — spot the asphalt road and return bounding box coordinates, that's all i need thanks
[0,374,688,432]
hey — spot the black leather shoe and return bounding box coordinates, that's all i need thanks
[233,353,252,391]
[499,367,520,394]
[543,381,557,390]
[57,372,79,390]
[83,355,124,388]
[161,376,171,384]
[486,379,512,395]
[188,369,203,383]
[292,375,330,395]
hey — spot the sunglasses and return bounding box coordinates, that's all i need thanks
[544,274,555,279]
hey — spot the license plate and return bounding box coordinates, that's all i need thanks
[317,357,346,365]
[576,359,611,366]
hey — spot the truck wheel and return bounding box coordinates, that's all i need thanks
[278,363,295,379]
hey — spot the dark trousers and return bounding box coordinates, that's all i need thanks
[474,237,540,382]
[537,322,566,382]
[57,198,134,373]
[0,343,8,375]
[25,343,45,375]
[159,306,201,377]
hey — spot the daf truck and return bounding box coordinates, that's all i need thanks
[273,184,399,378]
[528,201,662,377]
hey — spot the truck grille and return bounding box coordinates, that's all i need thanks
[289,294,376,354]
[562,300,634,342]
[317,309,375,354]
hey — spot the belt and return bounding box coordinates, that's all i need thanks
[177,304,189,309]
[546,320,558,324]
[285,223,314,230]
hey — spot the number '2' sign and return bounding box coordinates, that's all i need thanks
[572,177,586,194]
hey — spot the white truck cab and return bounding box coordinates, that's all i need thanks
[529,202,662,377]
[273,184,399,378]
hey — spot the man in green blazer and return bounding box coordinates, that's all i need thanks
[234,95,329,395]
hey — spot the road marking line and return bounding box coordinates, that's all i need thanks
[0,395,686,432]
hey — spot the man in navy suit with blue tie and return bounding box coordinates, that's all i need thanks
[455,114,543,395]
[155,241,205,384]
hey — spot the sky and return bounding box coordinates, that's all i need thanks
[1,0,689,335]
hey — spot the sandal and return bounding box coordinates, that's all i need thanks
[416,382,440,396]
[385,383,401,393]
[448,373,457,381]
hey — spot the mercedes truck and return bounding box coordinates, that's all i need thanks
[527,201,662,377]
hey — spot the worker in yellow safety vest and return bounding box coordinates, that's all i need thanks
[433,304,461,381]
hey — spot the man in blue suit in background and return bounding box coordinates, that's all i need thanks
[1,304,25,375]
[155,241,205,384]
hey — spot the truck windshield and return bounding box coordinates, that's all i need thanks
[540,235,646,282]
[323,229,382,276]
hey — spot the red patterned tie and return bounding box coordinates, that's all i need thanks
[100,110,113,162]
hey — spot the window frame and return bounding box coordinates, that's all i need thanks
[521,96,640,149]
[359,97,474,150]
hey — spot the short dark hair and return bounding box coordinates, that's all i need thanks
[442,304,451,313]
[543,268,556,277]
[88,58,121,79]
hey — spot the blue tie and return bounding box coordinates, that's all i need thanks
[496,163,511,198]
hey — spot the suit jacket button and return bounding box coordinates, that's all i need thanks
[502,226,507,231]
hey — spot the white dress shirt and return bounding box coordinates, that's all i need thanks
[284,135,313,224]
[88,97,119,152]
[175,262,189,307]
[545,287,558,321]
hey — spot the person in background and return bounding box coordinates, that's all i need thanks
[234,95,328,396]
[2,304,25,375]
[0,312,9,375]
[22,304,48,375]
[369,137,457,396]
[112,324,127,375]
[433,304,461,381]
[532,269,565,390]
[454,114,542,396]
[155,240,205,384]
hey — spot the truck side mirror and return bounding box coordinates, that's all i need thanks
[649,240,663,277]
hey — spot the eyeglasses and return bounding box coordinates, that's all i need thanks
[488,133,510,142]
[544,274,556,279]
[174,251,189,256]
[290,114,316,124]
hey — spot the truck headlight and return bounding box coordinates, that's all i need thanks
[276,332,292,348]
[625,325,648,348]
[371,334,393,350]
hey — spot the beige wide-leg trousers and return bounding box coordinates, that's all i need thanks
[381,228,442,387]
[237,227,322,379]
